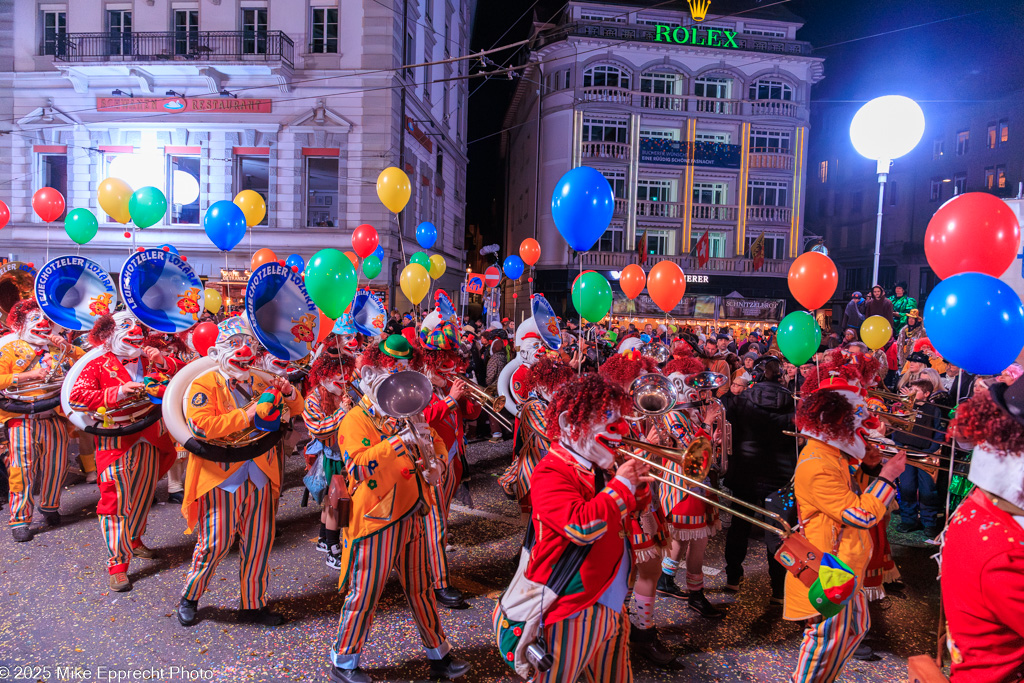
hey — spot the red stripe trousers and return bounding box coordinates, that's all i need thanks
[529,604,633,683]
[791,591,870,683]
[97,442,160,574]
[182,479,277,610]
[7,416,70,528]
[423,457,461,590]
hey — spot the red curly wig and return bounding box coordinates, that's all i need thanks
[795,389,856,442]
[143,332,188,356]
[951,390,1024,454]
[7,300,41,332]
[545,373,630,442]
[599,352,656,389]
[356,342,423,372]
[521,356,576,397]
[417,348,468,376]
[799,349,881,395]
[88,313,117,347]
[663,356,704,376]
[305,353,355,394]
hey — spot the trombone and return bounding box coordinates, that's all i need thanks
[461,377,513,431]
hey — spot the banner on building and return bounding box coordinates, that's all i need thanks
[96,97,273,114]
[611,293,717,318]
[639,138,741,169]
[719,297,786,321]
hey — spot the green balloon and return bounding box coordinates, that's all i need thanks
[128,186,167,229]
[777,311,822,366]
[362,254,382,279]
[571,270,613,323]
[64,208,98,245]
[306,248,357,319]
[410,251,430,269]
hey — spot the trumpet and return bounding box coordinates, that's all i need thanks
[461,377,513,432]
[685,372,731,476]
[640,341,671,365]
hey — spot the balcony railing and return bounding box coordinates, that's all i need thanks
[746,205,792,224]
[580,86,633,104]
[580,250,793,275]
[691,204,738,222]
[636,92,686,111]
[636,200,683,219]
[613,198,629,216]
[748,150,795,171]
[580,87,802,120]
[53,31,294,67]
[581,141,630,160]
[749,100,799,118]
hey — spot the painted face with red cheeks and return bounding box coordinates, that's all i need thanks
[559,406,627,470]
[19,311,53,347]
[108,312,146,358]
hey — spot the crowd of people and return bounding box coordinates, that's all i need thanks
[1,274,1021,683]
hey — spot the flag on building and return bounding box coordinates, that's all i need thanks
[695,229,711,268]
[638,229,648,266]
[750,231,766,272]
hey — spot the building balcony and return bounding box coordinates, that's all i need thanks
[613,198,629,216]
[748,100,799,118]
[635,92,686,112]
[635,200,683,219]
[52,31,294,67]
[746,205,792,224]
[581,141,630,161]
[748,149,795,171]
[580,250,793,276]
[580,86,633,105]
[691,203,739,222]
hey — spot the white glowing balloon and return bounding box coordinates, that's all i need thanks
[172,170,200,205]
[849,95,926,162]
[107,152,164,191]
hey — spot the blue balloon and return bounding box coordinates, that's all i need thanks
[286,254,305,273]
[203,200,247,251]
[924,272,1024,375]
[551,166,615,252]
[503,255,525,280]
[373,245,385,261]
[159,244,179,255]
[415,222,438,249]
[640,334,652,343]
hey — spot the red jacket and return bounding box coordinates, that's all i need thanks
[422,392,482,463]
[525,443,636,623]
[941,488,1024,683]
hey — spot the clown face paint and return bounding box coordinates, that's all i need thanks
[804,389,881,462]
[519,338,544,367]
[109,312,145,359]
[210,334,255,381]
[558,405,629,470]
[18,310,52,348]
[359,361,409,411]
[253,352,290,377]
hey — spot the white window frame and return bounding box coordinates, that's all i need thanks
[580,11,625,23]
[36,153,68,222]
[997,164,1007,189]
[749,128,791,153]
[305,156,340,228]
[690,231,727,258]
[749,79,793,101]
[597,168,627,199]
[933,139,944,159]
[929,178,942,202]
[598,224,625,252]
[582,116,629,143]
[692,182,727,205]
[233,155,270,226]
[985,166,996,190]
[956,130,969,156]
[643,229,672,256]
[168,154,200,225]
[695,131,730,143]
[746,234,786,260]
[639,127,680,141]
[583,64,630,89]
[242,7,268,55]
[953,172,967,195]
[742,27,786,37]
[694,76,732,99]
[41,9,66,56]
[640,71,683,95]
[310,6,339,53]
[636,178,676,203]
[747,179,788,206]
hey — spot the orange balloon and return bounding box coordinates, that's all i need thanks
[788,252,838,311]
[520,238,541,266]
[316,308,333,344]
[251,248,277,271]
[647,260,686,313]
[619,264,646,300]
[344,250,359,267]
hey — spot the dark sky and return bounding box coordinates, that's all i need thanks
[465,0,1024,240]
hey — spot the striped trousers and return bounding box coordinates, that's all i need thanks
[182,479,276,610]
[423,456,462,590]
[526,604,633,683]
[97,442,160,574]
[331,515,448,670]
[791,591,870,683]
[7,417,70,528]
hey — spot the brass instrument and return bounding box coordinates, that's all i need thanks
[685,371,731,476]
[867,389,953,424]
[462,377,514,431]
[206,368,291,447]
[0,262,35,328]
[376,370,441,487]
[640,341,671,365]
[1,344,71,403]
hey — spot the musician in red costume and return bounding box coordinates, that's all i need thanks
[69,311,183,591]
[942,379,1024,683]
[494,373,649,682]
[144,331,192,506]
[416,307,481,609]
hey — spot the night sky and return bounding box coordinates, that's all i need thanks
[465,0,1024,242]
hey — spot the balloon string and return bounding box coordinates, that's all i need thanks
[46,221,50,261]
[943,368,964,519]
[578,257,583,375]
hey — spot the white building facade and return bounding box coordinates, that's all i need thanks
[0,0,475,310]
[502,0,824,315]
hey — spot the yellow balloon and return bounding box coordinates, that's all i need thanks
[400,263,431,305]
[860,315,893,351]
[428,254,447,279]
[376,167,411,214]
[98,177,133,224]
[233,190,267,228]
[203,287,223,315]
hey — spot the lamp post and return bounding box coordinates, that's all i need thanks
[849,95,926,286]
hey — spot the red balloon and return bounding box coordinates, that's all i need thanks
[316,308,334,344]
[352,224,379,259]
[788,252,837,311]
[647,261,685,313]
[192,321,219,357]
[519,238,541,266]
[250,248,277,271]
[0,200,10,229]
[619,264,646,300]
[925,192,1021,280]
[32,187,65,223]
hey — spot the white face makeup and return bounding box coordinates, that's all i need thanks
[359,360,409,410]
[519,338,544,366]
[210,334,255,381]
[108,312,145,359]
[558,405,629,471]
[254,352,289,377]
[18,310,52,347]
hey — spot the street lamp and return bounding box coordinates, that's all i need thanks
[849,95,925,286]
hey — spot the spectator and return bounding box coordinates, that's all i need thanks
[717,335,738,356]
[936,361,974,409]
[733,352,757,382]
[723,357,795,602]
[863,285,895,328]
[893,379,943,536]
[703,338,720,358]
[841,328,858,348]
[889,282,918,334]
[896,351,943,394]
[783,362,799,393]
[383,311,403,336]
[825,331,842,350]
[895,309,925,368]
[485,339,508,442]
[841,291,866,332]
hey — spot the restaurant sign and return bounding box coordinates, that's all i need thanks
[719,297,786,321]
[96,97,273,114]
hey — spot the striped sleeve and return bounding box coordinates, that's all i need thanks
[840,478,896,528]
[303,394,345,436]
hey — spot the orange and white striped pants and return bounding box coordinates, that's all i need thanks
[791,591,870,683]
[422,456,462,590]
[331,515,448,670]
[7,416,70,528]
[182,478,277,610]
[97,442,161,575]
